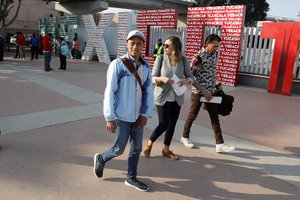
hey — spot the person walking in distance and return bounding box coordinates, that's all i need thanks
[93,30,154,192]
[180,34,235,153]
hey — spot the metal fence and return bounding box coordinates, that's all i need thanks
[149,26,187,54]
[240,27,300,80]
[149,26,300,80]
[240,27,274,76]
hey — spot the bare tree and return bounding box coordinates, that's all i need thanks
[0,0,22,34]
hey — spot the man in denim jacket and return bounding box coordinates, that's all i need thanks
[93,30,154,192]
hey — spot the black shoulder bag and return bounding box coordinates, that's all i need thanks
[214,90,234,116]
[121,57,142,89]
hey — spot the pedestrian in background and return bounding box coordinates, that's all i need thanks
[153,38,164,58]
[93,30,154,192]
[13,32,20,59]
[143,36,194,160]
[38,34,43,55]
[5,33,11,52]
[81,41,87,54]
[30,33,39,60]
[0,34,4,61]
[57,37,68,70]
[0,130,2,150]
[71,38,79,59]
[180,34,235,153]
[42,33,53,72]
[18,32,26,60]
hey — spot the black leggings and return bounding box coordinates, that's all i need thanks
[59,54,67,69]
[149,101,181,146]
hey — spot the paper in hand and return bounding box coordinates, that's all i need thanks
[171,74,187,96]
[200,96,222,104]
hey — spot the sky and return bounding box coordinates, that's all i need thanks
[267,0,300,19]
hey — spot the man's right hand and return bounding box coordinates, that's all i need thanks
[202,89,213,101]
[106,121,116,133]
[191,82,213,101]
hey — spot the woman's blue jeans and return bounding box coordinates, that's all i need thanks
[101,119,143,180]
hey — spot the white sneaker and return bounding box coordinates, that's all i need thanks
[180,137,195,148]
[216,143,235,153]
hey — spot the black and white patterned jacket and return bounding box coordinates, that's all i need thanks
[191,48,218,95]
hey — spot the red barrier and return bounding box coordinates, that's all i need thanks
[261,22,300,95]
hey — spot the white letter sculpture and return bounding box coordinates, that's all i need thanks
[81,13,114,64]
[117,12,132,58]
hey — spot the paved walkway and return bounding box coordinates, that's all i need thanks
[0,54,300,200]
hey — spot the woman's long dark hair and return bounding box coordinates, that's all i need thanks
[166,36,182,62]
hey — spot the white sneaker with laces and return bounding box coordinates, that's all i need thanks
[216,143,235,153]
[180,137,195,148]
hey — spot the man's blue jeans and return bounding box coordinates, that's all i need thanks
[44,52,51,70]
[101,119,143,180]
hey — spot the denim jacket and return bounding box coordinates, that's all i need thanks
[103,53,154,122]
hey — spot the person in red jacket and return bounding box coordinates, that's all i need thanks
[71,38,80,59]
[42,33,53,72]
[18,32,26,59]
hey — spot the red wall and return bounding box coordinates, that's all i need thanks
[136,9,178,66]
[185,6,246,86]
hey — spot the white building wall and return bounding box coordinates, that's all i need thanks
[6,0,59,34]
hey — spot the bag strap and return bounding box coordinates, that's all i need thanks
[159,54,163,71]
[158,55,186,75]
[191,54,203,73]
[121,57,142,89]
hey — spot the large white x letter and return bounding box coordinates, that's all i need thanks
[81,13,114,64]
[117,12,132,58]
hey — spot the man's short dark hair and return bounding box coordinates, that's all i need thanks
[204,34,221,45]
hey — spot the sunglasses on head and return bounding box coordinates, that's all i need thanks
[164,44,170,48]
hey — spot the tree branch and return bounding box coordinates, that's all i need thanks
[4,0,22,27]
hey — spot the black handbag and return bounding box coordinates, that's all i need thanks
[214,90,234,116]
